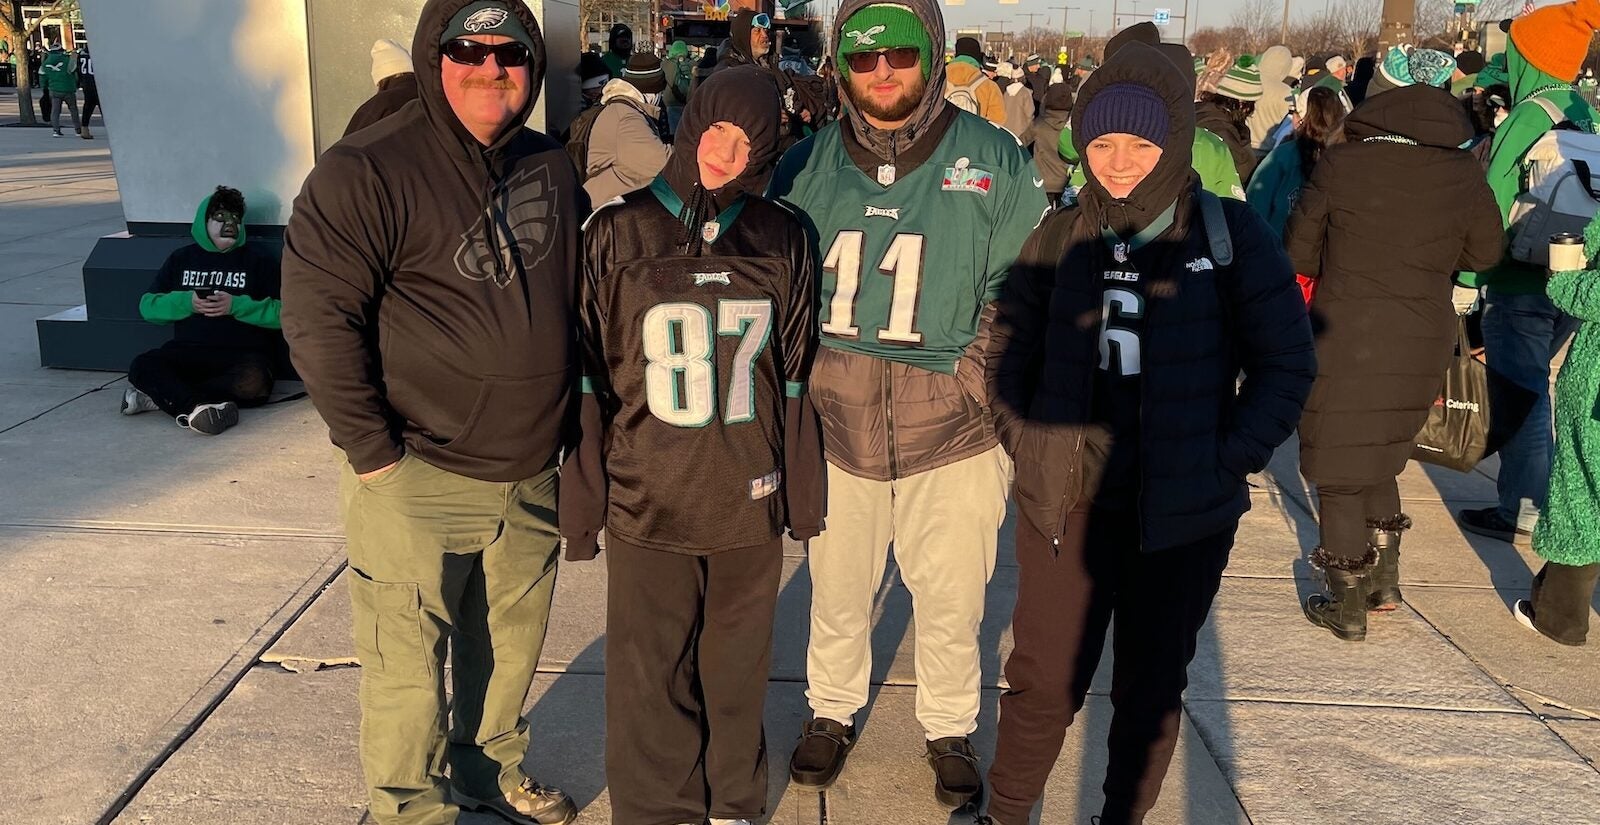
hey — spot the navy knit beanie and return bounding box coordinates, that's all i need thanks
[1078,82,1169,145]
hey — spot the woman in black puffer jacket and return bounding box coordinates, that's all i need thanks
[1286,81,1504,642]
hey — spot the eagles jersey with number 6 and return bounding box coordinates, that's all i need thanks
[768,110,1048,375]
[564,179,822,556]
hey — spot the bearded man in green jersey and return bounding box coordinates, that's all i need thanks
[768,0,1048,809]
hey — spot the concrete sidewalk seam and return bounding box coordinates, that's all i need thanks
[0,519,346,541]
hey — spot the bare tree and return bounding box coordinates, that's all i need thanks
[580,0,650,53]
[1,0,80,126]
[1229,0,1278,54]
[1327,0,1380,58]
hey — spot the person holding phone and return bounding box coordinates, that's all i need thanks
[123,185,280,435]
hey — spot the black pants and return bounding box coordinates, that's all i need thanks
[81,81,99,125]
[1531,561,1600,645]
[1316,479,1401,561]
[604,536,782,825]
[38,88,49,120]
[988,509,1232,825]
[127,342,274,417]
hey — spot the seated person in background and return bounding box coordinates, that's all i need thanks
[121,186,280,435]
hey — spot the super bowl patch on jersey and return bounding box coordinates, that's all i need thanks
[941,165,994,195]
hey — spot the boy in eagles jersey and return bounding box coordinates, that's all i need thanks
[561,66,823,825]
[767,0,1048,809]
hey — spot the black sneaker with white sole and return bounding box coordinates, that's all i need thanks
[1457,506,1532,545]
[176,402,239,435]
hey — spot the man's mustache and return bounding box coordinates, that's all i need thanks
[460,77,519,90]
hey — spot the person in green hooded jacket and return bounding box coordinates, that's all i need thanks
[1456,0,1600,546]
[122,186,281,435]
[1520,211,1600,646]
[39,39,85,138]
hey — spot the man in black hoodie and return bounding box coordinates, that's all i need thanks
[281,2,583,824]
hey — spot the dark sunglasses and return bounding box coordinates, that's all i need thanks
[845,47,919,73]
[442,38,531,67]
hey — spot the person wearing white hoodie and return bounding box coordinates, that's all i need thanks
[584,53,672,206]
[999,61,1036,138]
[1248,45,1295,155]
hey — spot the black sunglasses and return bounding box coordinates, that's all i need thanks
[845,47,919,73]
[442,38,532,68]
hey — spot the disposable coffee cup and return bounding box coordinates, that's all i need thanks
[1550,232,1586,272]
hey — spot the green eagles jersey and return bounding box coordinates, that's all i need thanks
[769,111,1049,375]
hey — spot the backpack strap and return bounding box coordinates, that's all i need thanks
[1528,95,1567,126]
[1196,188,1234,267]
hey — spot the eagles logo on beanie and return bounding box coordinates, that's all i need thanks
[836,4,933,79]
[441,1,535,50]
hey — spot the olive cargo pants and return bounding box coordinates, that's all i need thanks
[341,453,562,825]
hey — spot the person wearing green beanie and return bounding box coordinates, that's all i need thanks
[662,38,693,120]
[770,0,1049,811]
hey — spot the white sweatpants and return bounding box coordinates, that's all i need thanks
[803,445,1012,739]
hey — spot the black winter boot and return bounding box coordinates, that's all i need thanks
[1366,514,1411,612]
[1304,546,1377,642]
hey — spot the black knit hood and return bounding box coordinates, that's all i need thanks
[1073,40,1198,237]
[411,0,546,160]
[661,65,782,252]
[832,0,949,164]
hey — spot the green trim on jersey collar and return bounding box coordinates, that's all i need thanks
[649,176,748,244]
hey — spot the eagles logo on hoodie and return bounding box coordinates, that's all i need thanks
[454,165,559,287]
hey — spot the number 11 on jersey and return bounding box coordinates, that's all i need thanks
[821,230,926,345]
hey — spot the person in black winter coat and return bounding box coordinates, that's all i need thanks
[981,41,1315,825]
[1286,82,1504,642]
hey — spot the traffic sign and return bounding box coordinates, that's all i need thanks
[1153,8,1172,25]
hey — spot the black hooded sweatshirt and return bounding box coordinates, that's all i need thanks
[987,41,1316,551]
[282,0,584,481]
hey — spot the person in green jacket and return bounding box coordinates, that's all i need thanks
[1246,84,1345,239]
[39,39,85,138]
[1521,212,1600,646]
[1456,0,1600,545]
[123,187,281,436]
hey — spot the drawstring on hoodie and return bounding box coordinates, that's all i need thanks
[674,184,716,255]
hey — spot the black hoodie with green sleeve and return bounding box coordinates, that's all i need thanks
[139,190,282,350]
[281,0,585,481]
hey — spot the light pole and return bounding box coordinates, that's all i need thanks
[1281,0,1290,45]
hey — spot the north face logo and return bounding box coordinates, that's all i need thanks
[1185,258,1215,272]
[463,8,510,32]
[454,165,559,289]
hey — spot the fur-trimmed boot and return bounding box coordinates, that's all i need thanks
[1366,514,1411,612]
[1304,546,1378,642]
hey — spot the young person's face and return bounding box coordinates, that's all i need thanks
[698,121,751,190]
[441,34,532,145]
[1085,133,1164,200]
[207,206,242,251]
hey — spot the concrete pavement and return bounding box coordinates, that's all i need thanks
[2,88,1598,825]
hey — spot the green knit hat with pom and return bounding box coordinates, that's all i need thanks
[836,4,933,79]
[1216,54,1264,101]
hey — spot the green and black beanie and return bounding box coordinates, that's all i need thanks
[836,4,932,79]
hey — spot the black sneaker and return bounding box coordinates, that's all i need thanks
[926,735,983,810]
[1457,506,1532,545]
[176,402,239,435]
[789,717,855,789]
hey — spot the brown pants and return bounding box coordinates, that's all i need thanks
[604,536,783,825]
[987,509,1232,825]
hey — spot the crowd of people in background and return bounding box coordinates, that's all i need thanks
[183,0,1600,822]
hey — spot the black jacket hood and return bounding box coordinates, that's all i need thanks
[1073,40,1198,236]
[663,65,782,202]
[833,0,949,164]
[411,0,547,159]
[1343,82,1473,149]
